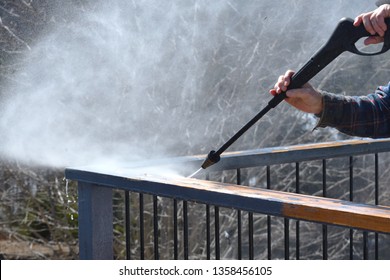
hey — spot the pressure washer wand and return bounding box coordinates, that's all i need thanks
[201,92,286,169]
[199,17,390,171]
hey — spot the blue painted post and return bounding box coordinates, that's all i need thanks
[78,182,113,259]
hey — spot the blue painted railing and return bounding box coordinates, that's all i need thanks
[65,139,390,260]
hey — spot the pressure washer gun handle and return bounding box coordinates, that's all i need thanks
[268,17,390,108]
[199,17,390,171]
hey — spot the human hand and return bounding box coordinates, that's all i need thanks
[353,4,390,45]
[269,70,323,115]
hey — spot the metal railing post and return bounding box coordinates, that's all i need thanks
[78,182,113,259]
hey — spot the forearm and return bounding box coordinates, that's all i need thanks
[315,86,390,138]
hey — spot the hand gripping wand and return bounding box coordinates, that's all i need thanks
[193,17,390,176]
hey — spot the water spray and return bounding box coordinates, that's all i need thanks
[191,17,390,177]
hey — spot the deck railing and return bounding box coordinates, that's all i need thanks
[65,139,390,260]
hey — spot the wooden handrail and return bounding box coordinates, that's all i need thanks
[66,167,390,233]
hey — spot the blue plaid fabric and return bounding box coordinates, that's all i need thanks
[316,82,390,138]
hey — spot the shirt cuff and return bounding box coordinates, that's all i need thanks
[314,90,346,130]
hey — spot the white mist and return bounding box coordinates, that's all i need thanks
[0,0,373,173]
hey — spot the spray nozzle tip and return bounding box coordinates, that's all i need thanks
[201,150,220,169]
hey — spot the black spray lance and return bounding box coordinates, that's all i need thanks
[192,17,390,176]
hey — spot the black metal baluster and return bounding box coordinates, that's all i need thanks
[125,190,131,260]
[322,159,328,260]
[284,164,290,260]
[349,156,354,260]
[153,195,159,260]
[249,212,254,260]
[284,218,290,260]
[237,169,242,260]
[375,153,379,260]
[215,206,220,260]
[206,204,211,260]
[295,162,300,260]
[267,166,272,260]
[139,193,145,260]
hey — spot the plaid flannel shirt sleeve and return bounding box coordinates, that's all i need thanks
[315,82,390,138]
